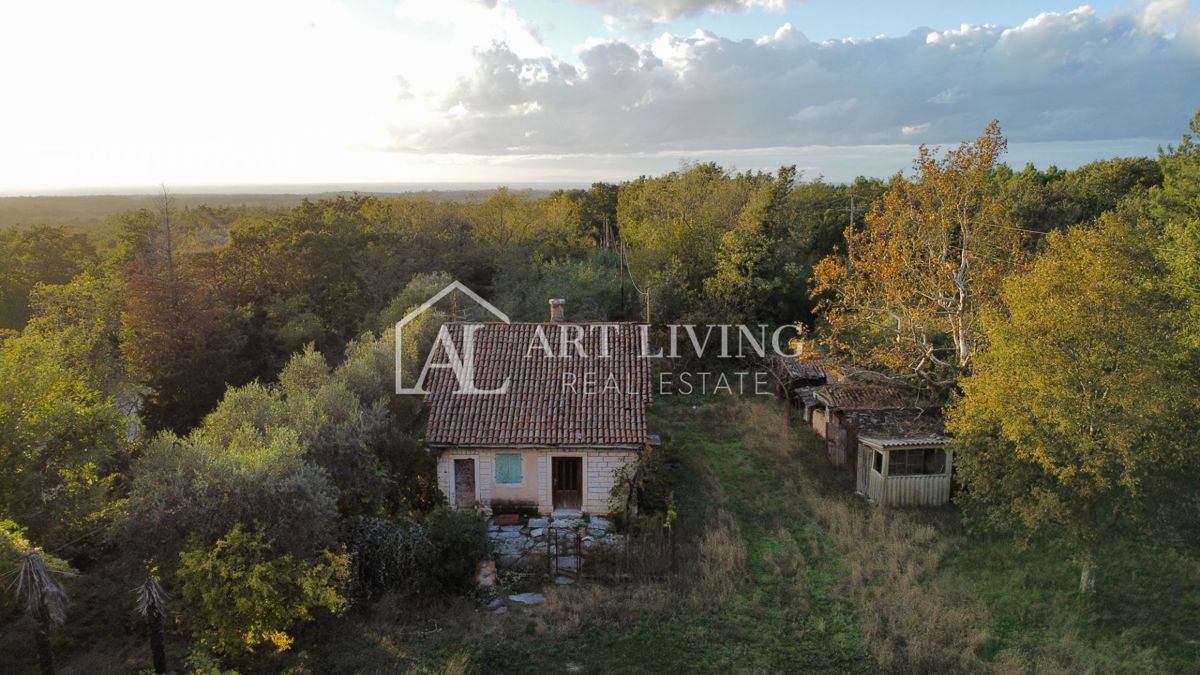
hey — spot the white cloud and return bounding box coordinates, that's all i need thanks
[1,0,1197,192]
[588,0,787,31]
[405,3,1200,155]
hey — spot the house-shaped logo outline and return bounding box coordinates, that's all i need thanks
[394,280,511,394]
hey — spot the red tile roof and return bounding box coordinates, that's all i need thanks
[424,322,652,448]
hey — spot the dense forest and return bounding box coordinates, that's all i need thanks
[2,114,1198,673]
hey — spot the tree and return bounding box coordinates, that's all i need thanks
[135,573,169,674]
[1153,111,1200,346]
[0,226,97,330]
[119,205,246,433]
[705,166,796,323]
[0,328,124,553]
[24,268,126,393]
[813,121,1024,397]
[14,551,69,675]
[113,426,340,571]
[947,207,1200,592]
[176,524,348,655]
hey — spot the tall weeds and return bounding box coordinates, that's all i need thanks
[691,510,748,609]
[733,397,995,674]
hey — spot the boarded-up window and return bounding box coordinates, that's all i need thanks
[495,454,523,484]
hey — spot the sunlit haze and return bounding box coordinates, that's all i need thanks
[1,0,1197,193]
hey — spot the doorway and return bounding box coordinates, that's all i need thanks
[551,456,582,511]
[454,458,476,509]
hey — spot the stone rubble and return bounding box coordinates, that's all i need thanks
[486,514,625,572]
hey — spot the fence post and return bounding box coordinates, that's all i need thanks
[575,528,583,581]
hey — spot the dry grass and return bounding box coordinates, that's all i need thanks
[730,397,995,674]
[812,500,994,674]
[690,510,748,609]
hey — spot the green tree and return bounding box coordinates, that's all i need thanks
[705,166,796,323]
[1154,111,1200,346]
[0,329,124,552]
[947,207,1200,592]
[0,226,97,329]
[114,426,340,570]
[176,524,348,655]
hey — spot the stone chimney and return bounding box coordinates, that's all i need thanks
[549,298,566,322]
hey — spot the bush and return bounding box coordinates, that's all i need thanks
[345,516,430,598]
[114,428,340,570]
[419,508,492,592]
[176,524,349,655]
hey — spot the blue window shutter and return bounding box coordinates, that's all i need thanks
[495,454,522,484]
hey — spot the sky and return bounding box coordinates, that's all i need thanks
[0,0,1198,194]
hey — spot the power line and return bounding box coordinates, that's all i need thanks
[619,240,652,323]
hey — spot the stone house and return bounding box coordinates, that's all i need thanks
[812,383,910,469]
[426,300,652,516]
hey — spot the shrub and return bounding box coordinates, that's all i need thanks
[345,516,431,598]
[114,428,340,570]
[176,524,349,655]
[419,508,491,592]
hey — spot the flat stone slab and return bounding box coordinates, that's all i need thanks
[527,517,550,528]
[508,592,546,605]
[554,575,576,586]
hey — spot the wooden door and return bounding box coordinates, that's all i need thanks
[454,459,476,509]
[856,445,870,494]
[551,457,582,511]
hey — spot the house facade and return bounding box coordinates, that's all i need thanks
[812,383,909,469]
[425,302,652,516]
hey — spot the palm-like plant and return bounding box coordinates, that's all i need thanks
[135,574,169,674]
[15,552,68,675]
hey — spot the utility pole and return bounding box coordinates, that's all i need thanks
[846,194,857,270]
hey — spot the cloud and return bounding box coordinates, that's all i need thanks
[402,4,1200,156]
[585,0,787,31]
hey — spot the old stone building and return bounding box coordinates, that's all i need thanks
[426,301,652,516]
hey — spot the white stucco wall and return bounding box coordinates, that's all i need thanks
[436,448,638,515]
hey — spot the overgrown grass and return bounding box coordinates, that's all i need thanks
[736,396,1200,674]
[16,393,1200,673]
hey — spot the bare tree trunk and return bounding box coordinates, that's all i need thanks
[36,615,55,675]
[147,604,167,674]
[158,186,179,309]
[1079,559,1097,594]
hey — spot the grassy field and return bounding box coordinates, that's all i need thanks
[11,394,1199,674]
[251,395,1199,674]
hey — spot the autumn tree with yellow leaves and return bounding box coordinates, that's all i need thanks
[948,206,1200,593]
[812,121,1025,398]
